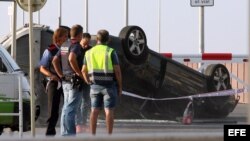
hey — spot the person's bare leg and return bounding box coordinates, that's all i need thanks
[105,108,114,134]
[90,108,99,135]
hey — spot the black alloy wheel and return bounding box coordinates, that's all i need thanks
[119,26,148,65]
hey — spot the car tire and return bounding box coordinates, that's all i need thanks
[203,64,236,118]
[0,126,3,135]
[119,26,148,65]
[10,102,31,132]
[22,102,31,132]
[205,64,231,91]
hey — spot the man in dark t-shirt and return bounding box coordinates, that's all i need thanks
[75,33,92,133]
[53,24,84,136]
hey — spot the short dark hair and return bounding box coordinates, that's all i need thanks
[97,29,109,44]
[70,24,83,38]
[82,32,91,39]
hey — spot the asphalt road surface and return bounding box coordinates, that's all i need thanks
[0,103,248,140]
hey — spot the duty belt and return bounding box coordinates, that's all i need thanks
[62,73,74,82]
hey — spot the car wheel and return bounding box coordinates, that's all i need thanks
[10,102,31,132]
[205,64,231,91]
[35,105,40,121]
[119,26,148,65]
[0,126,3,135]
[11,119,30,132]
[23,102,31,132]
[203,64,236,118]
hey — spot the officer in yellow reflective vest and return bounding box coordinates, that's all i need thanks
[82,29,122,135]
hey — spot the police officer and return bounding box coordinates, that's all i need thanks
[53,24,85,136]
[82,29,122,135]
[39,27,68,136]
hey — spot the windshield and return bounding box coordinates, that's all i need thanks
[0,46,20,72]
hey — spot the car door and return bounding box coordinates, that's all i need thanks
[0,56,16,125]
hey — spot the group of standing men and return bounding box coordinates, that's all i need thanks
[39,24,122,136]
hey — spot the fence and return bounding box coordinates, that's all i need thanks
[0,74,23,137]
[161,53,249,103]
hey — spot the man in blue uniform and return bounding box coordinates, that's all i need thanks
[39,27,68,136]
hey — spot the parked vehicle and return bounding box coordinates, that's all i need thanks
[0,46,40,135]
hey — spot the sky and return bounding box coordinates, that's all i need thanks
[0,0,249,54]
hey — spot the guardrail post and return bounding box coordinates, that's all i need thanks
[0,74,23,137]
[18,74,23,137]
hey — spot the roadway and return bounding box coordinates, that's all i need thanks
[0,103,248,141]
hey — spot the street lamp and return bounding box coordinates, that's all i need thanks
[17,0,46,12]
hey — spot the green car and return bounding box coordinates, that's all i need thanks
[0,46,39,135]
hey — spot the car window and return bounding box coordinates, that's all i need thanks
[148,54,161,70]
[163,61,207,95]
[0,57,7,72]
[143,54,164,88]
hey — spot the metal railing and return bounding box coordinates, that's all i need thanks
[185,61,249,103]
[161,53,249,102]
[0,74,23,137]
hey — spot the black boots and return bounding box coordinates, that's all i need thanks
[46,127,56,136]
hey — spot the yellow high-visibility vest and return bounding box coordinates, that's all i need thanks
[85,44,114,84]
